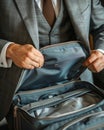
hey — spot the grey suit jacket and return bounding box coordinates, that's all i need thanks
[0,0,104,121]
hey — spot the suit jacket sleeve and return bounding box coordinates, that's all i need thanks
[90,0,104,50]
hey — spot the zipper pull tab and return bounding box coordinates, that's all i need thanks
[14,106,18,118]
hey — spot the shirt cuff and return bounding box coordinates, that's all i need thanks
[97,49,104,54]
[0,42,13,68]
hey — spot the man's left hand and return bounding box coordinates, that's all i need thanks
[83,50,104,73]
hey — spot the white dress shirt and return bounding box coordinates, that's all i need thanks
[36,0,60,17]
[0,42,13,67]
[0,0,104,68]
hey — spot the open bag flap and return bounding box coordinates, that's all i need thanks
[17,41,89,91]
[40,41,89,80]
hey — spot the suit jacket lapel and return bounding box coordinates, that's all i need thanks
[14,0,39,49]
[64,0,90,50]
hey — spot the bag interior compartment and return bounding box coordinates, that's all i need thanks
[13,81,104,107]
[61,111,104,130]
[29,91,101,119]
[13,81,104,130]
[14,81,104,120]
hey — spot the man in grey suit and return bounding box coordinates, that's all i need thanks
[0,0,104,124]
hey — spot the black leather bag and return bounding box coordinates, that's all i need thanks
[7,41,104,130]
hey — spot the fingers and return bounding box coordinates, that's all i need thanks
[7,43,44,69]
[27,45,44,67]
[86,58,104,73]
[24,45,44,68]
[20,57,42,69]
[21,45,44,69]
[83,50,104,72]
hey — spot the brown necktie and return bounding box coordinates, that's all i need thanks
[43,0,56,27]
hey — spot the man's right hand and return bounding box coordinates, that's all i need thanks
[6,43,44,69]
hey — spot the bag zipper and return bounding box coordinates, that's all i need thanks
[37,100,104,124]
[22,88,91,112]
[62,111,104,130]
[40,41,81,51]
[14,106,19,130]
[15,80,85,97]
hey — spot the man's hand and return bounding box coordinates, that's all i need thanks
[6,43,44,69]
[83,50,104,73]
